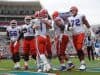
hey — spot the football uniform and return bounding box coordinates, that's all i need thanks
[53,20,69,56]
[31,19,47,54]
[7,26,20,54]
[7,20,21,69]
[32,18,51,72]
[22,24,36,58]
[68,6,87,70]
[43,18,52,58]
[68,14,85,51]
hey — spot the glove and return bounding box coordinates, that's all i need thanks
[69,26,73,31]
[14,41,18,47]
[51,39,55,44]
[22,28,27,33]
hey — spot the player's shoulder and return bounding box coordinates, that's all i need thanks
[22,24,27,28]
[30,19,37,25]
[31,19,40,23]
[31,19,40,26]
[67,15,73,20]
[31,19,37,22]
[77,14,85,18]
[7,26,11,31]
[16,26,21,30]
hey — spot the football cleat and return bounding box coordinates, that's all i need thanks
[37,69,42,72]
[43,63,51,72]
[37,63,44,72]
[79,64,86,71]
[46,63,51,72]
[24,65,29,70]
[60,66,67,71]
[66,63,75,71]
[14,64,20,70]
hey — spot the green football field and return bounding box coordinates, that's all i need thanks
[0,57,100,75]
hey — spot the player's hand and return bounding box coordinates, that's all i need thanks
[69,26,73,31]
[22,28,27,33]
[14,41,17,47]
[51,39,55,44]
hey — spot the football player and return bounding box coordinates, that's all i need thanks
[52,13,74,71]
[32,11,51,72]
[68,6,95,70]
[7,20,21,69]
[40,9,52,64]
[21,16,36,70]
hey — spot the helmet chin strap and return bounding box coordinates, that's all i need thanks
[12,25,16,28]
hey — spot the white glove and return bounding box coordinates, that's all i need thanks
[51,39,55,44]
[14,41,18,47]
[69,26,73,31]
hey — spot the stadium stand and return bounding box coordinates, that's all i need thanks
[0,0,41,26]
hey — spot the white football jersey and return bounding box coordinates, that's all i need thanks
[53,18,65,36]
[54,22,62,36]
[7,26,20,42]
[68,14,85,34]
[22,24,35,37]
[42,18,51,34]
[31,19,47,36]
